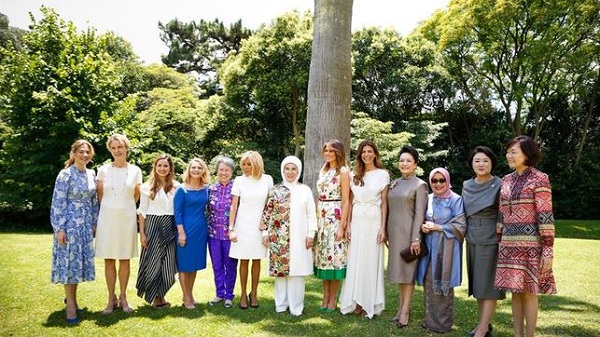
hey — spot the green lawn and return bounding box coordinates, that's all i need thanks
[0,220,598,336]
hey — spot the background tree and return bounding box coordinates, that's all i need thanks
[159,18,252,97]
[218,11,312,163]
[0,13,25,52]
[0,7,142,218]
[304,0,353,191]
[430,0,600,138]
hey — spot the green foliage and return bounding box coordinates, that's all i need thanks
[431,0,600,137]
[352,28,452,125]
[159,18,252,97]
[0,13,25,52]
[0,7,142,214]
[218,11,313,160]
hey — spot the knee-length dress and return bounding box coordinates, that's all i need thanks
[174,186,209,272]
[50,165,99,284]
[229,174,273,259]
[386,175,428,284]
[95,163,142,259]
[340,169,389,318]
[136,181,179,303]
[494,167,556,294]
[313,168,348,280]
[462,176,506,300]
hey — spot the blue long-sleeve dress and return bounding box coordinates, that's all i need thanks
[174,185,209,272]
[50,165,99,284]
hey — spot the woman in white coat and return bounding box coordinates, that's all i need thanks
[261,156,317,316]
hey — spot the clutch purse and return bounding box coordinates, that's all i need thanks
[400,241,428,263]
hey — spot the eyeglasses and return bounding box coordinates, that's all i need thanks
[431,178,446,184]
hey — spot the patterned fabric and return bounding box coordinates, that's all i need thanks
[136,214,177,303]
[313,169,347,280]
[208,181,233,240]
[50,165,99,284]
[494,167,556,294]
[261,184,292,276]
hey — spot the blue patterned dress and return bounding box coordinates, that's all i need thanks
[50,165,99,284]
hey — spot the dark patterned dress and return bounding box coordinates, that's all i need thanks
[494,167,557,294]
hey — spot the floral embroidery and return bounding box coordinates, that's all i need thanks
[261,185,291,276]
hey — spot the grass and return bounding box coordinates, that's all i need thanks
[0,220,598,336]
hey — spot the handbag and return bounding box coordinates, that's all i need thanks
[400,240,428,263]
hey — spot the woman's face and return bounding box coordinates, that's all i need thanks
[217,163,233,184]
[322,144,337,165]
[283,163,298,183]
[431,172,448,197]
[472,152,492,178]
[361,145,375,166]
[74,145,92,167]
[108,140,128,161]
[506,143,528,172]
[154,159,171,179]
[241,159,252,176]
[398,152,417,177]
[189,161,203,180]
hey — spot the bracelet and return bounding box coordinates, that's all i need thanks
[228,227,234,231]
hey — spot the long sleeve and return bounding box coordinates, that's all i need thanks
[50,169,71,233]
[304,185,318,237]
[138,184,150,218]
[442,196,466,243]
[412,182,428,242]
[174,188,185,226]
[535,174,555,258]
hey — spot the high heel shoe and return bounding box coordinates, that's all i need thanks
[102,294,118,314]
[119,294,133,313]
[248,292,259,308]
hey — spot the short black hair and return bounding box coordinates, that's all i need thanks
[468,146,498,171]
[398,145,419,164]
[506,135,542,166]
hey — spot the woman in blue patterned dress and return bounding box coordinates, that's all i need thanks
[50,140,99,324]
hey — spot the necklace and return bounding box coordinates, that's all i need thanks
[109,164,129,198]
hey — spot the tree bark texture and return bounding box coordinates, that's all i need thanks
[303,0,353,195]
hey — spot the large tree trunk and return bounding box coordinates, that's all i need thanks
[303,0,353,194]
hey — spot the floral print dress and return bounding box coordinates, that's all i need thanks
[50,165,99,284]
[313,169,347,280]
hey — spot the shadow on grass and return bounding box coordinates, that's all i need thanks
[555,220,600,240]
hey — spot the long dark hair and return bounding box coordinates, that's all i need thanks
[149,154,175,200]
[353,139,383,186]
[321,139,347,175]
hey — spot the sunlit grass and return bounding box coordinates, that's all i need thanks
[0,225,598,336]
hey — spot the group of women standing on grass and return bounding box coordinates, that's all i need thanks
[50,134,555,337]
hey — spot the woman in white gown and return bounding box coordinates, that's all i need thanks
[340,140,389,318]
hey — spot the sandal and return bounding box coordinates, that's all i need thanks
[224,299,233,308]
[119,295,133,313]
[208,297,224,306]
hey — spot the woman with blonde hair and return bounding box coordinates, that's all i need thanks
[313,139,350,312]
[95,133,143,313]
[174,158,210,309]
[50,140,99,323]
[136,154,180,308]
[228,151,273,309]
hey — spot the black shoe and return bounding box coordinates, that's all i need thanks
[249,292,259,308]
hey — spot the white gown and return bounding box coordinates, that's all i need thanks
[229,174,273,259]
[340,168,389,318]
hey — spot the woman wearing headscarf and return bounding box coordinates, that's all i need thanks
[260,156,317,316]
[416,167,466,333]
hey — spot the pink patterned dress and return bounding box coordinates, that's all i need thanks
[494,167,556,294]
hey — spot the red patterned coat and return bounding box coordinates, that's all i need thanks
[494,167,557,294]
